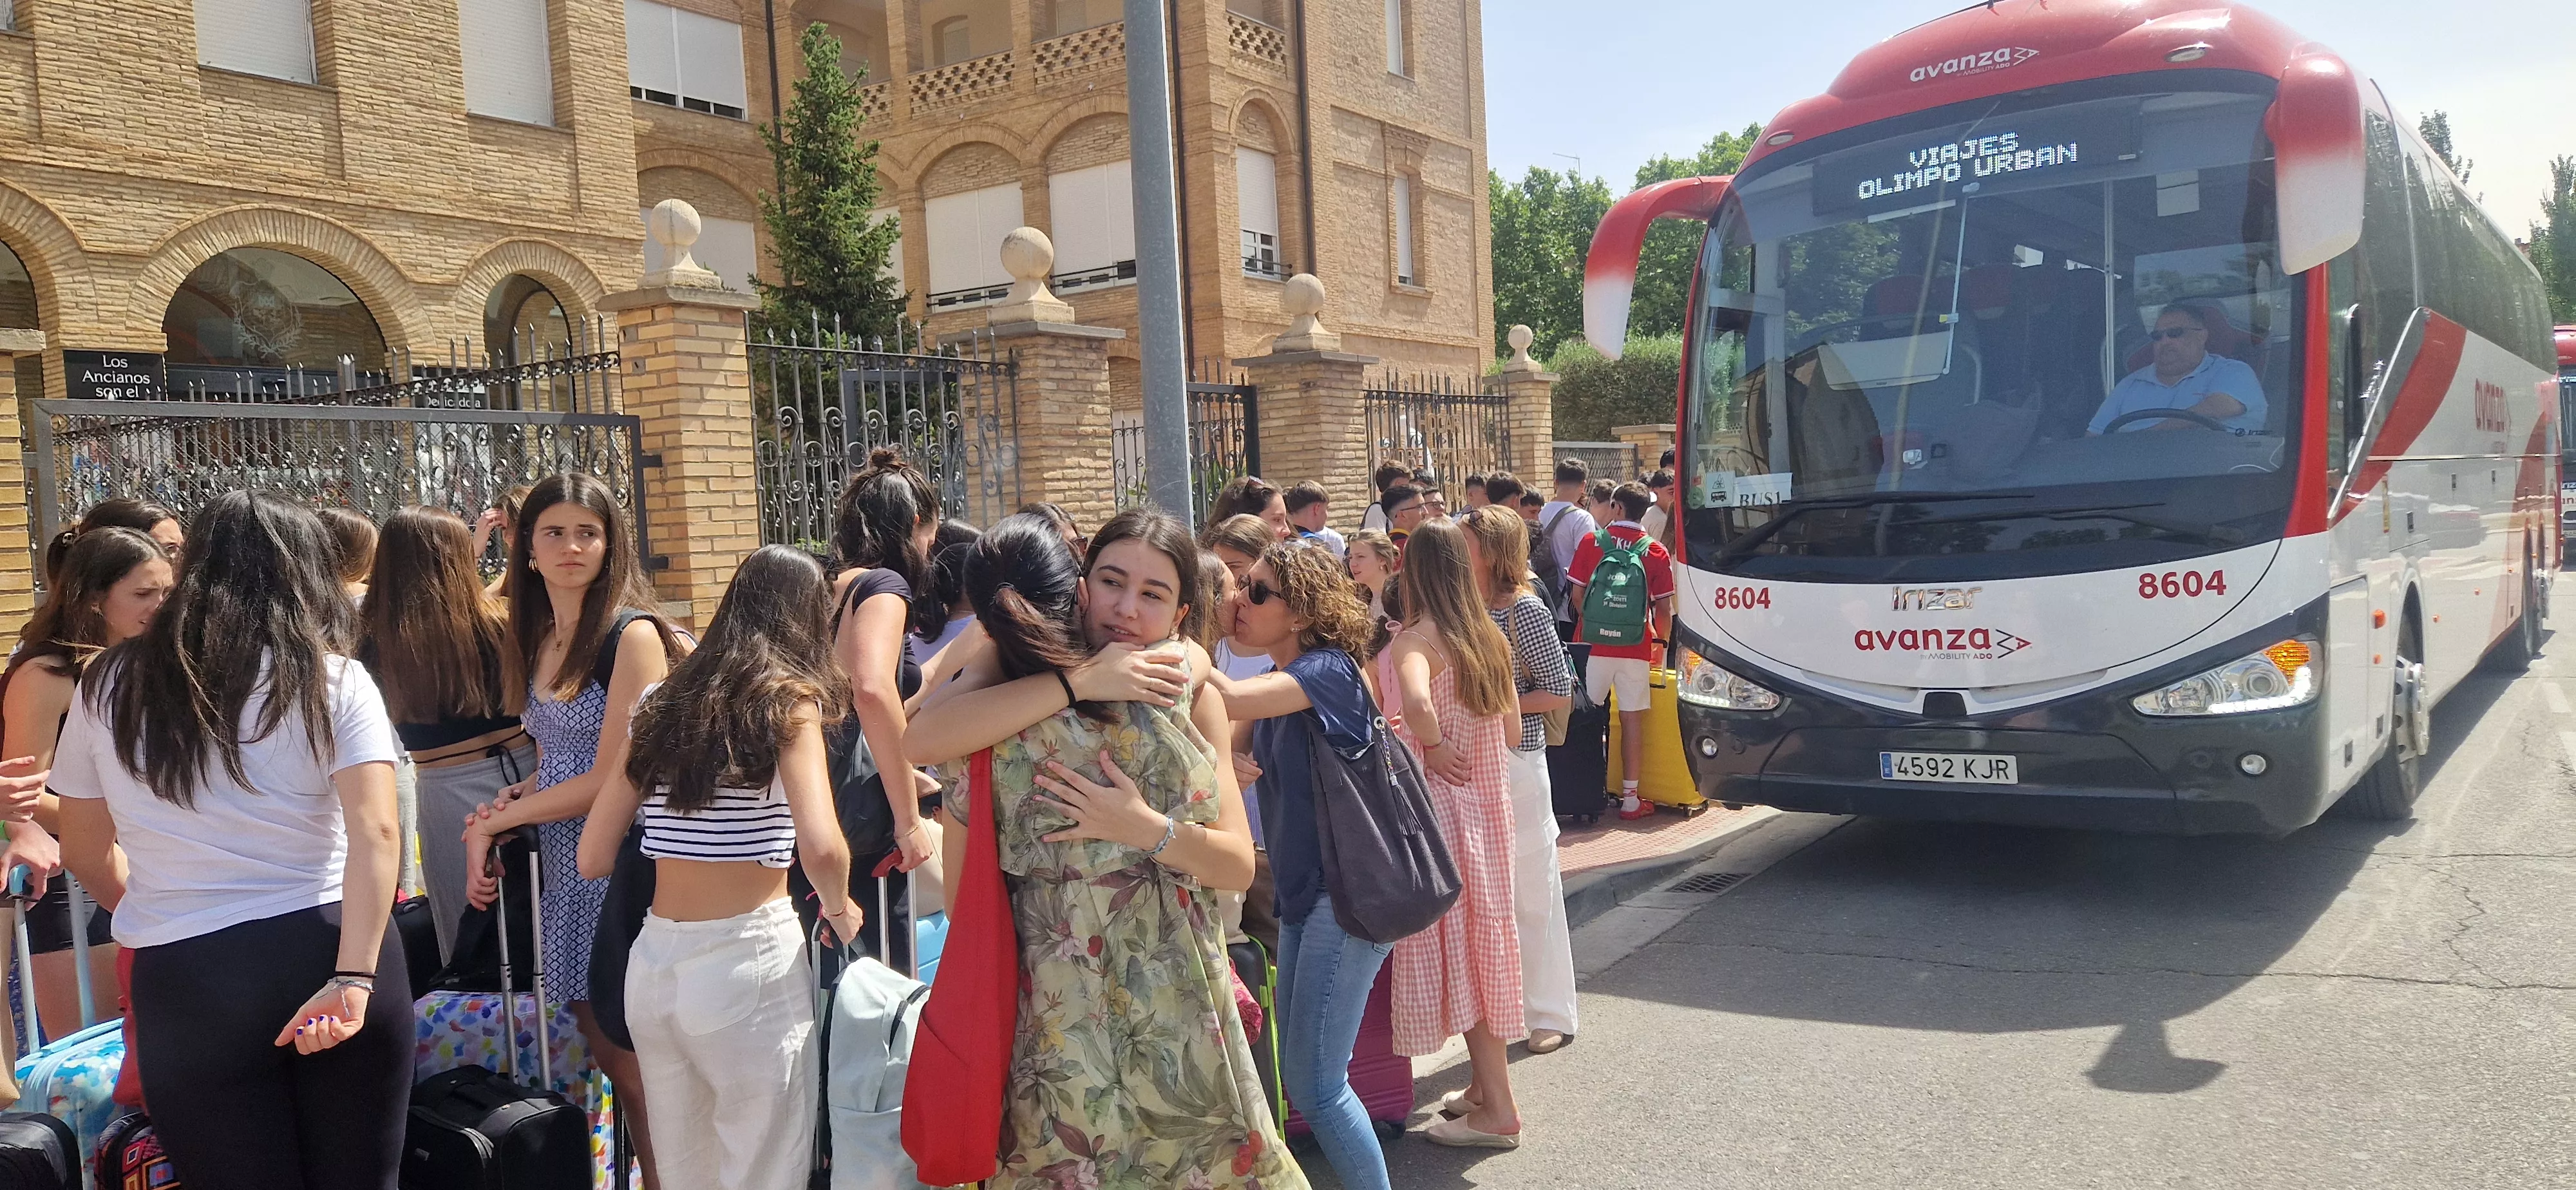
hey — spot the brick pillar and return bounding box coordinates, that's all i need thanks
[1236,275,1379,530]
[1613,422,1677,477]
[1495,325,1558,486]
[984,226,1124,532]
[0,330,41,643]
[600,272,762,631]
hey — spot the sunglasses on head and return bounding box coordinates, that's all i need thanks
[1243,579,1282,606]
[2148,326,2204,341]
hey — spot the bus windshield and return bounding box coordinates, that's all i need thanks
[1683,81,2304,583]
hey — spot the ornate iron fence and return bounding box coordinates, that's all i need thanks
[169,319,619,413]
[1363,371,1511,484]
[749,317,1022,547]
[1110,362,1258,517]
[30,399,650,565]
[1552,440,1641,486]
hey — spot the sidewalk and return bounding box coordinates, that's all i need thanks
[1553,801,1778,927]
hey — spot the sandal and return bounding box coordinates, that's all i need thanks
[1524,1029,1572,1054]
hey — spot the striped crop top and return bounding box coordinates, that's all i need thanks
[639,779,798,868]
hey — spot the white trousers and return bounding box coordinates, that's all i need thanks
[1504,747,1578,1035]
[626,897,817,1190]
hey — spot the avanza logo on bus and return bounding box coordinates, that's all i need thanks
[1909,46,2040,84]
[1853,627,2033,659]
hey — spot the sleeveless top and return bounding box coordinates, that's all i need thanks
[630,683,798,868]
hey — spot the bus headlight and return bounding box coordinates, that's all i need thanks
[2131,638,2318,717]
[1678,647,1781,710]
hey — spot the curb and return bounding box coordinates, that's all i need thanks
[1559,807,1785,929]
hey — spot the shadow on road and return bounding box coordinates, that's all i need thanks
[1572,670,2516,1098]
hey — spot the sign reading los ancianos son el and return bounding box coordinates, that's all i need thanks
[61,350,166,400]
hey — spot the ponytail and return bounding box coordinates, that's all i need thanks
[963,514,1110,722]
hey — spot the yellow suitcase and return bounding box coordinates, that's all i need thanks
[1604,667,1707,810]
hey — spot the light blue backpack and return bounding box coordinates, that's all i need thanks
[820,954,932,1190]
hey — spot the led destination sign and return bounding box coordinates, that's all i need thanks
[1812,98,2141,214]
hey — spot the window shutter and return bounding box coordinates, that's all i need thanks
[1048,162,1134,277]
[872,208,904,288]
[926,183,1025,297]
[671,5,747,113]
[462,0,555,125]
[625,0,678,97]
[194,0,317,84]
[1237,149,1280,241]
[1392,175,1416,285]
[1383,0,1403,75]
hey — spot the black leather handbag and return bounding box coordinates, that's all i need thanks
[1304,711,1462,945]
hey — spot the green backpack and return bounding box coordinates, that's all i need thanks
[1578,530,1653,647]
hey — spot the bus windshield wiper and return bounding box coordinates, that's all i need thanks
[1712,491,2034,562]
[1911,500,2244,545]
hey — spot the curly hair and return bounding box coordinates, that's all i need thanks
[1259,538,1372,657]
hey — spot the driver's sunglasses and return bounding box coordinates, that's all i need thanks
[2148,326,2204,341]
[1243,579,1282,606]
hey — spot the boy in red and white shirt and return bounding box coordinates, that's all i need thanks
[1566,481,1675,819]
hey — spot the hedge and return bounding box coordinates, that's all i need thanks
[1548,334,1683,442]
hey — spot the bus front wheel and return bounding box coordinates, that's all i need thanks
[2336,622,2426,820]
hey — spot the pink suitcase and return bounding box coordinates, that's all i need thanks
[1283,964,1412,1140]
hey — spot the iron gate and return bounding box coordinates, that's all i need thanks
[30,399,650,561]
[1111,363,1260,516]
[1363,372,1511,483]
[750,319,1021,547]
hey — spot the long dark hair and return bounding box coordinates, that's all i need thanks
[9,527,164,685]
[363,507,507,724]
[962,514,1108,722]
[506,473,675,708]
[927,520,981,614]
[45,496,176,587]
[627,546,848,812]
[90,491,354,808]
[831,446,943,638]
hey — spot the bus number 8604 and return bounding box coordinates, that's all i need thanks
[2137,570,2226,600]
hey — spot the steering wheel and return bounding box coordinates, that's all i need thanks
[2101,407,2232,434]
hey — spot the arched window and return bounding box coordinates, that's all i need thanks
[484,274,571,360]
[932,15,972,66]
[161,247,387,399]
[1,239,39,408]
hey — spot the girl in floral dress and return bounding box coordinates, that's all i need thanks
[907,511,1300,1190]
[1376,519,1527,1148]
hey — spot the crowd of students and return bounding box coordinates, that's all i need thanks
[0,442,1680,1190]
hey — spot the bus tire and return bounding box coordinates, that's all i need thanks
[2478,565,2540,674]
[2335,622,2426,820]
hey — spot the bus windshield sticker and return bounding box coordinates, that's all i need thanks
[1812,97,2143,216]
[1728,473,1792,507]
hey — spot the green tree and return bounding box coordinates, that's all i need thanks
[2530,155,2576,323]
[755,23,905,339]
[1489,166,1613,359]
[2418,111,2472,187]
[1627,124,1763,337]
[1548,333,1684,440]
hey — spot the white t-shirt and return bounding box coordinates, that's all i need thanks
[52,654,402,949]
[1360,502,1390,532]
[1215,638,1278,681]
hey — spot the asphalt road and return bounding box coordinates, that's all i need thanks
[1348,590,2576,1189]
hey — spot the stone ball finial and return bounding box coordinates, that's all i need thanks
[1282,273,1327,319]
[641,198,722,288]
[1270,272,1340,354]
[1000,227,1056,284]
[990,227,1074,325]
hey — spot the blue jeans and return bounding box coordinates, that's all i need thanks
[1276,896,1394,1190]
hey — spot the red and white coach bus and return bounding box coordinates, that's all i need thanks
[1584,0,2557,834]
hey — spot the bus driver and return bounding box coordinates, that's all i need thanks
[2086,303,2268,435]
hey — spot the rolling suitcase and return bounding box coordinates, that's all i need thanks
[1226,941,1281,1128]
[1548,645,1613,824]
[402,835,591,1190]
[92,1113,173,1190]
[1283,963,1410,1141]
[1605,668,1706,811]
[4,880,123,1190]
[0,1111,73,1189]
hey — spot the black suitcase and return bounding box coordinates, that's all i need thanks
[0,1111,74,1190]
[402,833,589,1190]
[1549,645,1611,824]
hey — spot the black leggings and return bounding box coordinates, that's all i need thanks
[129,903,412,1190]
